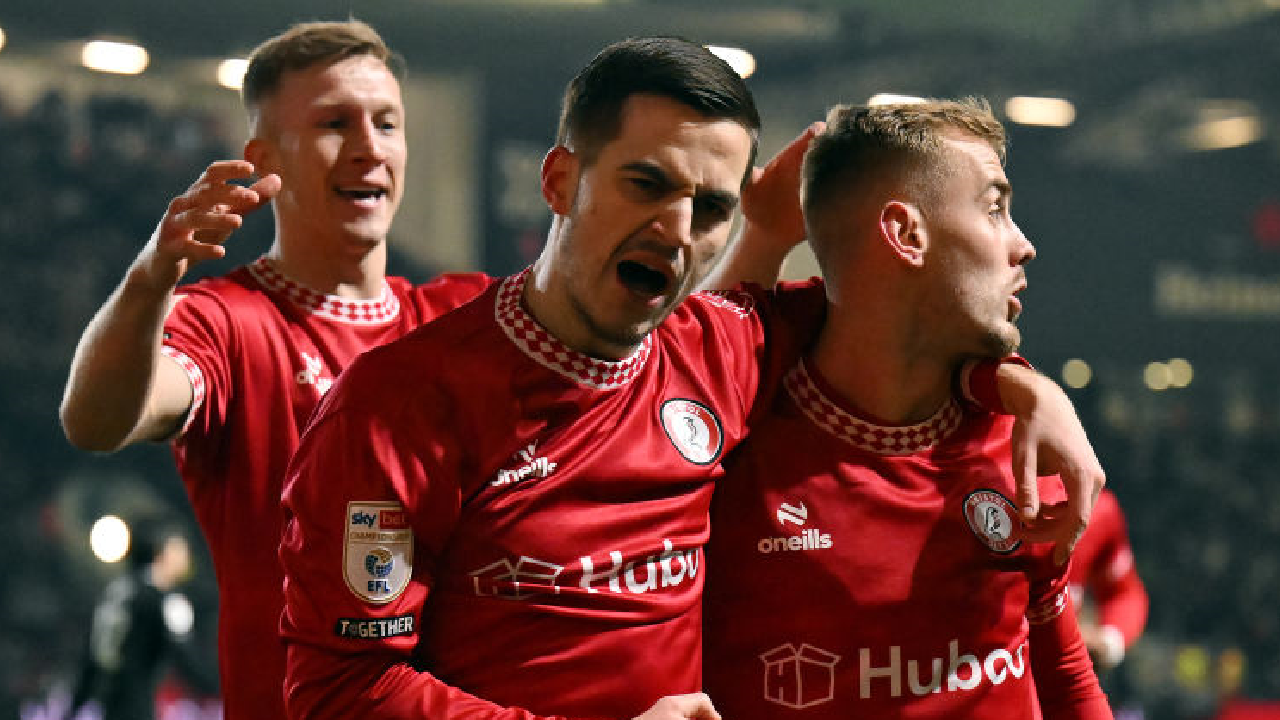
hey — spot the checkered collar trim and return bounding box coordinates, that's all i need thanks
[247,256,400,325]
[784,359,963,455]
[494,269,651,390]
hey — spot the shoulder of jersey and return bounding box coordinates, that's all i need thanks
[686,287,758,319]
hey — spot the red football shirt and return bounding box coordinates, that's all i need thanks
[703,359,1110,719]
[1068,489,1148,652]
[279,271,824,720]
[161,256,492,720]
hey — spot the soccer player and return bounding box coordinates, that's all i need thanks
[58,21,492,720]
[702,99,1112,718]
[64,523,214,720]
[278,41,1103,720]
[1069,488,1148,674]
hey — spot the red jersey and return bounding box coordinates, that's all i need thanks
[278,271,824,720]
[161,256,492,720]
[1068,489,1148,653]
[703,359,1111,719]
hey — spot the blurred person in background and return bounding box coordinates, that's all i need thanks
[58,19,492,720]
[63,522,216,720]
[1070,488,1149,678]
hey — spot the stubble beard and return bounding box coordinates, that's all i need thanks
[981,324,1021,359]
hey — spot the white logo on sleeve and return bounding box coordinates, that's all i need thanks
[344,502,413,604]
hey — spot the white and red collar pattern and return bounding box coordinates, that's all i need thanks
[784,358,963,455]
[247,256,400,325]
[495,269,651,391]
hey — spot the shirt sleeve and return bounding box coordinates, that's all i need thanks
[160,285,235,439]
[1028,593,1114,719]
[278,368,571,720]
[959,355,1034,414]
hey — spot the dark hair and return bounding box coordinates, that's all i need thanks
[241,19,404,122]
[556,36,760,174]
[802,97,1006,230]
[126,519,183,570]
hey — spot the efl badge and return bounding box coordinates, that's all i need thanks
[344,502,413,604]
[660,399,724,465]
[963,489,1022,554]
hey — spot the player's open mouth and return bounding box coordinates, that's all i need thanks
[336,187,387,201]
[617,260,671,298]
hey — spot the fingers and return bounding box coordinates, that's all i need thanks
[1011,420,1040,523]
[739,120,825,248]
[768,121,825,174]
[157,162,277,252]
[1018,500,1070,544]
[1050,462,1105,565]
[680,693,721,720]
[248,173,283,207]
[635,693,721,720]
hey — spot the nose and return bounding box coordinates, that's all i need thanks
[349,117,389,163]
[1013,222,1036,266]
[650,196,694,249]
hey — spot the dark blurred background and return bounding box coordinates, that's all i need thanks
[1,1,1278,718]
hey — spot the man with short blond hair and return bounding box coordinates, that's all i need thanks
[60,20,492,719]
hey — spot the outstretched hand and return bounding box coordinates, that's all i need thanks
[143,160,281,288]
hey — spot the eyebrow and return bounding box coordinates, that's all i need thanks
[620,160,741,209]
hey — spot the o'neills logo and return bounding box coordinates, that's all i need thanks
[660,399,723,465]
[963,489,1021,554]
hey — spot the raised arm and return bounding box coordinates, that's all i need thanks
[700,122,823,291]
[59,161,278,451]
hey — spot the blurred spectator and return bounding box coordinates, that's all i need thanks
[62,522,216,720]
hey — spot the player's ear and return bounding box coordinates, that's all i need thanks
[541,145,580,216]
[879,201,926,268]
[244,137,271,173]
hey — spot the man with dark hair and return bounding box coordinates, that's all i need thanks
[59,19,492,720]
[65,523,213,720]
[280,36,771,720]
[702,99,1111,718]
[278,42,1103,720]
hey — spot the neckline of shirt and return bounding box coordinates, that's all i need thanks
[784,358,963,455]
[247,256,401,325]
[494,269,651,390]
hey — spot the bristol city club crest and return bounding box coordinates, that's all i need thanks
[963,489,1023,554]
[660,399,724,465]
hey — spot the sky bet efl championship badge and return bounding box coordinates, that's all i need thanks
[344,502,413,604]
[660,398,724,465]
[963,489,1023,554]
